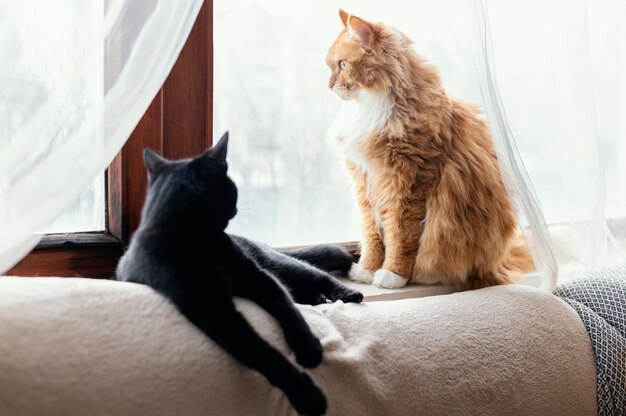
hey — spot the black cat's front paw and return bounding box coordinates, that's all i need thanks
[340,289,363,303]
[287,375,328,416]
[328,287,364,304]
[295,293,327,306]
[292,333,323,369]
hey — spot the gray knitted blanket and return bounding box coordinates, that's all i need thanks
[553,265,626,416]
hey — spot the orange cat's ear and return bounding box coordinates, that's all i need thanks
[339,9,349,27]
[348,15,374,46]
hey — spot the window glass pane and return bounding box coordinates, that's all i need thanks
[43,172,105,233]
[213,1,477,247]
[214,2,363,247]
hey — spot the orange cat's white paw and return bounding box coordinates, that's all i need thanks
[373,269,409,288]
[348,263,373,284]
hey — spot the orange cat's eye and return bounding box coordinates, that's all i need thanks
[339,60,348,70]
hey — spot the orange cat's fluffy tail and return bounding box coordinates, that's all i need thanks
[503,232,536,276]
[466,233,535,290]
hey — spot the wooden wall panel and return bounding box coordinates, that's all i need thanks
[108,91,164,243]
[107,0,212,244]
[163,1,213,159]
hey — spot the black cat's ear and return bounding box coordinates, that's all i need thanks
[143,148,167,173]
[208,131,229,168]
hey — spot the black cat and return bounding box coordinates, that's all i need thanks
[116,132,363,416]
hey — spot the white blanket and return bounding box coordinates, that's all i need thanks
[0,277,596,415]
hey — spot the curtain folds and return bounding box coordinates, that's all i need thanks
[465,0,626,289]
[0,0,204,273]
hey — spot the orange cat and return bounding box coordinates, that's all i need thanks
[326,10,534,289]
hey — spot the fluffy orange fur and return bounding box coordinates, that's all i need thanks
[326,10,534,289]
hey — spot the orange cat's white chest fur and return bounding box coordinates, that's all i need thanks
[328,89,392,172]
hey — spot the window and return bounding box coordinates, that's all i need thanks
[213,0,486,247]
[215,0,626,276]
[12,0,623,278]
[8,2,213,278]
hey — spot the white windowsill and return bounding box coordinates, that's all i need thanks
[339,278,461,302]
[340,272,544,302]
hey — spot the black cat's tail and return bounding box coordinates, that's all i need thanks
[279,244,353,275]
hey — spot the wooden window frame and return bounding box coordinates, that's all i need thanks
[8,2,214,278]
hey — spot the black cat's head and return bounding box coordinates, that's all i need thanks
[141,132,237,232]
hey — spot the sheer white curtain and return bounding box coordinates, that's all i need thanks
[466,0,626,289]
[0,0,203,273]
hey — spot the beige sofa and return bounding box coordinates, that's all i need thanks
[0,277,596,415]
